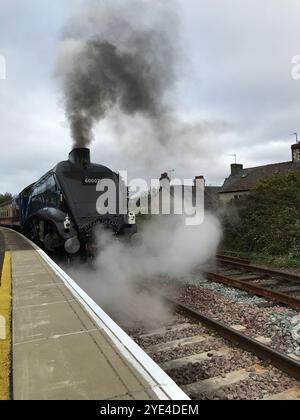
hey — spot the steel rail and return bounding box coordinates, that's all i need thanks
[206,271,300,310]
[217,256,300,284]
[216,254,251,265]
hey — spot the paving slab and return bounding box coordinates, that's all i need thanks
[14,332,136,400]
[14,283,75,308]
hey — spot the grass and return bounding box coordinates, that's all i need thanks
[220,248,300,270]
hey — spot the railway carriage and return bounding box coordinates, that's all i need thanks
[0,198,20,227]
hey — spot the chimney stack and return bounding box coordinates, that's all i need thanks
[194,176,205,186]
[231,163,243,176]
[69,148,91,168]
[291,143,300,161]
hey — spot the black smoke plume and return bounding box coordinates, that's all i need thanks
[57,0,178,148]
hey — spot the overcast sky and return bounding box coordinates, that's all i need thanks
[1,0,300,194]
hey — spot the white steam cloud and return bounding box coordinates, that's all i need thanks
[65,215,221,325]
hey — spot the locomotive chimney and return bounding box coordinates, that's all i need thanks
[69,148,91,168]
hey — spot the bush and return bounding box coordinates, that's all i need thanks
[222,171,300,264]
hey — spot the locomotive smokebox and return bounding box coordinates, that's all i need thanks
[69,148,91,168]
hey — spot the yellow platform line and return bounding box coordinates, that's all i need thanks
[0,251,12,400]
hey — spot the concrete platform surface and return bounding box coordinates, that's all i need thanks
[0,227,188,400]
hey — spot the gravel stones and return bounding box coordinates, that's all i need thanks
[148,278,300,357]
[194,369,297,400]
[166,349,259,385]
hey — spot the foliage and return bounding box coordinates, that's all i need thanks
[0,193,12,205]
[222,171,300,266]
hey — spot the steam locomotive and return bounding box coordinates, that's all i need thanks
[0,148,136,256]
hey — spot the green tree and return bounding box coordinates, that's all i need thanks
[0,193,12,205]
[222,171,300,262]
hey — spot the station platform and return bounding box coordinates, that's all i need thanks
[0,227,188,400]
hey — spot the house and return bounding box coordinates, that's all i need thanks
[219,141,300,204]
[155,173,220,213]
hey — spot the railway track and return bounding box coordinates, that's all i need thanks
[122,287,300,400]
[205,255,300,310]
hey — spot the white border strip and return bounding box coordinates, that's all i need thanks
[9,229,189,400]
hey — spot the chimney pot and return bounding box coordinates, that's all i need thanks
[159,172,170,182]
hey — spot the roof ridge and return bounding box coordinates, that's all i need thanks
[242,161,293,171]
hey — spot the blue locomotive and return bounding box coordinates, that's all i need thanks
[0,148,136,256]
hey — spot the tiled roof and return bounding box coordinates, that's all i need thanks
[220,161,300,193]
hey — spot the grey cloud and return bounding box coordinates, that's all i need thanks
[1,0,300,195]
